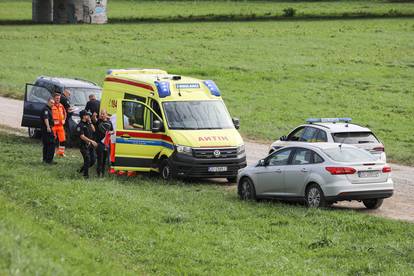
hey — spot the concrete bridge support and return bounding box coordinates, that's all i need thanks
[32,0,107,24]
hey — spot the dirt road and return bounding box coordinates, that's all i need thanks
[1,96,413,222]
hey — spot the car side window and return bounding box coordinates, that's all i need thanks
[300,127,319,142]
[314,129,328,142]
[26,85,50,104]
[291,148,313,165]
[287,127,305,141]
[313,152,324,163]
[267,149,292,166]
[125,93,146,104]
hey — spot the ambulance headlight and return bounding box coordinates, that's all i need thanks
[237,144,245,154]
[176,145,193,155]
[72,115,80,124]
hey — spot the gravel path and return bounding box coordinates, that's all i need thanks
[1,96,413,222]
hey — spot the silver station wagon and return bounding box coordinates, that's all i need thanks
[238,143,393,209]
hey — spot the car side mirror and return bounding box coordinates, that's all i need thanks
[152,120,162,133]
[232,117,240,129]
[258,159,266,167]
[280,135,287,141]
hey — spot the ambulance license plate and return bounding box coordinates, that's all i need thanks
[358,171,379,178]
[208,166,228,172]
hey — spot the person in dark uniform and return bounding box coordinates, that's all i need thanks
[60,89,71,113]
[92,109,113,177]
[77,110,97,178]
[41,97,56,164]
[85,94,100,119]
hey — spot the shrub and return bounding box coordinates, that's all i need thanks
[283,7,296,17]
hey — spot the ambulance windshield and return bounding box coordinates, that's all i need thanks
[163,100,234,130]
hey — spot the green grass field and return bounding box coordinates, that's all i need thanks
[0,131,413,274]
[0,16,413,164]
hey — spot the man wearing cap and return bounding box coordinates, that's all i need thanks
[77,110,97,178]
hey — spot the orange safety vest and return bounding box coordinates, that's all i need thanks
[52,103,66,126]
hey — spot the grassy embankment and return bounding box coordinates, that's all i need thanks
[0,131,414,274]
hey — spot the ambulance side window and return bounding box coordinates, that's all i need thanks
[150,99,164,132]
[125,93,146,104]
[122,101,145,130]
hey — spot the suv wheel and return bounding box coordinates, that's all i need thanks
[159,159,173,180]
[238,177,256,200]
[305,184,326,208]
[363,198,384,209]
[28,127,40,139]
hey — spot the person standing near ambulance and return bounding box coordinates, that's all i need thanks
[92,109,113,177]
[77,110,97,179]
[41,98,56,164]
[52,93,67,157]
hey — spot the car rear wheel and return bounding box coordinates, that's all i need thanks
[28,127,40,139]
[363,198,384,209]
[159,159,174,181]
[305,184,326,208]
[238,177,256,200]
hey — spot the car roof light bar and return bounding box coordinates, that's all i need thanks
[306,118,352,124]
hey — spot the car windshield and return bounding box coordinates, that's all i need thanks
[323,147,376,162]
[66,88,101,106]
[162,100,234,130]
[332,132,379,144]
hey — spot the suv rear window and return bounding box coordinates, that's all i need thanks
[323,147,376,162]
[332,132,379,144]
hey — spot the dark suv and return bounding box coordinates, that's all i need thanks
[21,76,101,146]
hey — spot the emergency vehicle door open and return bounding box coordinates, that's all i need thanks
[113,99,171,171]
[21,84,51,128]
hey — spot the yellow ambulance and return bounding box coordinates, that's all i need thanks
[101,69,246,182]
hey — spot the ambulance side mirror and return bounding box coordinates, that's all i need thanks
[232,117,240,129]
[152,120,162,133]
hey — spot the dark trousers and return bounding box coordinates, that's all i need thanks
[80,146,96,177]
[42,131,55,163]
[96,143,108,176]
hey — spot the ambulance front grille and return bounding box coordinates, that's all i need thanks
[192,148,238,159]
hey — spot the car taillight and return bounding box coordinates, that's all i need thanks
[325,167,356,175]
[382,166,392,173]
[373,146,385,152]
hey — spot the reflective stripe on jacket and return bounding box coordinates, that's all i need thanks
[52,103,66,126]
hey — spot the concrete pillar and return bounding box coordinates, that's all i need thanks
[32,0,107,24]
[32,0,53,23]
[83,0,108,24]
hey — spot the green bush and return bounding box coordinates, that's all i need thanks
[283,7,296,17]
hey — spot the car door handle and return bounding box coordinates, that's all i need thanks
[121,134,130,138]
[301,168,309,173]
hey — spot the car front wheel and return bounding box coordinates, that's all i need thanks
[363,198,384,209]
[305,184,326,208]
[238,177,256,200]
[159,159,174,180]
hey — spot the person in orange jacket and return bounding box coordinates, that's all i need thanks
[52,92,67,157]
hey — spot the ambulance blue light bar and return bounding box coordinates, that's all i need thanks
[203,80,221,96]
[306,118,352,123]
[155,81,171,98]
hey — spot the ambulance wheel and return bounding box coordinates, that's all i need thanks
[28,127,40,139]
[160,159,174,180]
